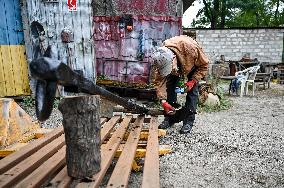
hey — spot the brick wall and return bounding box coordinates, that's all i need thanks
[195,29,284,64]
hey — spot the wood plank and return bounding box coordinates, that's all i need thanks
[142,117,160,188]
[76,116,133,188]
[10,45,22,94]
[0,46,7,97]
[0,134,65,188]
[114,144,171,159]
[0,117,106,173]
[0,45,15,96]
[100,117,108,125]
[48,167,72,188]
[15,146,66,188]
[101,116,121,142]
[17,45,30,95]
[0,127,64,174]
[106,116,144,188]
[33,128,54,139]
[0,143,28,157]
[113,129,166,141]
[49,116,129,187]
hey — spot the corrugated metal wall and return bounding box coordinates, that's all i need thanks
[21,0,94,92]
[93,0,183,85]
[95,16,182,84]
[0,0,30,97]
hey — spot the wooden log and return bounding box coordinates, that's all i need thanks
[58,95,101,179]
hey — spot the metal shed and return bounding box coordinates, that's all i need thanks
[93,0,183,86]
[21,0,95,92]
[0,0,30,97]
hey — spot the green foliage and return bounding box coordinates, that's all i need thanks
[198,77,233,113]
[53,97,62,108]
[197,91,232,113]
[97,75,110,80]
[191,0,284,28]
[23,96,35,107]
[22,96,62,109]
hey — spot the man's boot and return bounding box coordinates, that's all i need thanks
[179,118,194,134]
[158,117,174,129]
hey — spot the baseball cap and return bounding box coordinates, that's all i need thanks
[152,47,174,77]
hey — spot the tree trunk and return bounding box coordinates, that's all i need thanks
[211,0,219,28]
[58,95,101,179]
[274,0,280,25]
[220,0,226,28]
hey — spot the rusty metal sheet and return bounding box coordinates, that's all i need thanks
[94,15,181,84]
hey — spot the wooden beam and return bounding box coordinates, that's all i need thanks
[114,144,172,159]
[33,128,54,139]
[0,134,65,188]
[0,143,28,157]
[15,146,66,188]
[106,116,144,188]
[0,127,63,174]
[100,117,108,125]
[101,116,121,142]
[49,167,71,188]
[142,117,160,188]
[76,116,133,188]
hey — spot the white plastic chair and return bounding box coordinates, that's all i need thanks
[235,65,260,97]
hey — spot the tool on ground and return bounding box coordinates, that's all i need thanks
[30,45,163,121]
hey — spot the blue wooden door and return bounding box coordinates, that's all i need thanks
[0,0,30,97]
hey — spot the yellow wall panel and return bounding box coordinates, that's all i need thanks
[0,46,7,97]
[0,45,30,97]
[18,46,30,94]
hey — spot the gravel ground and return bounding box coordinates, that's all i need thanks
[18,83,284,188]
[18,102,62,129]
[134,83,284,188]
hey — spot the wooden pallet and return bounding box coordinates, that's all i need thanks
[0,128,54,157]
[0,115,164,188]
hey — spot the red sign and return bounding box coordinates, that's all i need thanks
[68,0,77,11]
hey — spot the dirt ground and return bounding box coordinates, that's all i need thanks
[130,83,284,188]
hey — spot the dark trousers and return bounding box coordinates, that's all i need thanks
[165,74,199,124]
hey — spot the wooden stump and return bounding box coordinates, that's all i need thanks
[58,95,101,179]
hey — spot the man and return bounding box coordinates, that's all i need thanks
[151,35,209,134]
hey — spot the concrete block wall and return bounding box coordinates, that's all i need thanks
[195,29,284,64]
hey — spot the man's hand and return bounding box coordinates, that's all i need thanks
[185,79,197,93]
[161,100,176,115]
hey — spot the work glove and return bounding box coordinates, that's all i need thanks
[185,79,197,93]
[161,100,176,115]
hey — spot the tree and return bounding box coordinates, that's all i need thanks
[191,0,284,28]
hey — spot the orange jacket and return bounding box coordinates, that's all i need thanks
[151,35,209,100]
